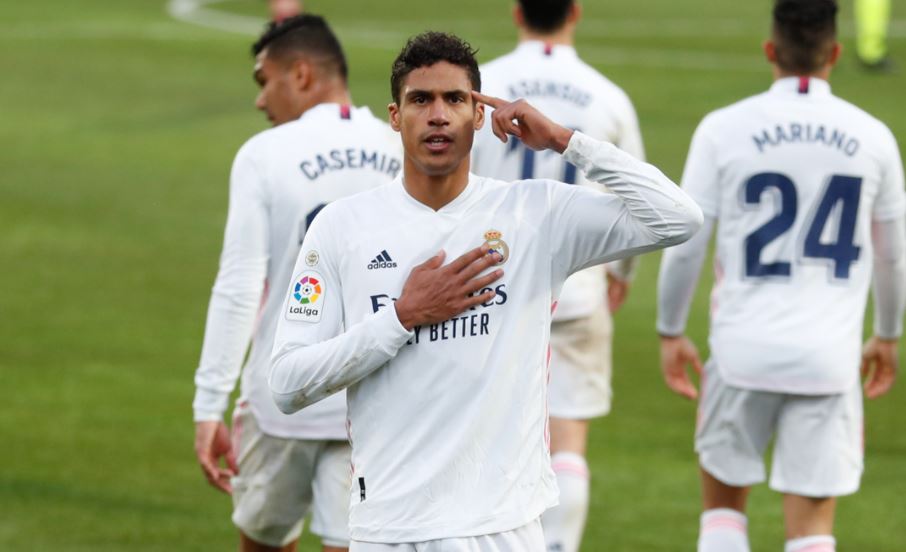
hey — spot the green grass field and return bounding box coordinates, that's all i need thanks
[2,1,905,550]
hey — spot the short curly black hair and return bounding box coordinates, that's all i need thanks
[390,32,480,105]
[252,14,348,81]
[772,0,838,74]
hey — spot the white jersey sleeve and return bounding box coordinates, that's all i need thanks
[269,208,413,414]
[677,116,721,218]
[656,215,716,336]
[193,142,269,421]
[873,126,906,221]
[550,132,703,284]
[872,217,906,338]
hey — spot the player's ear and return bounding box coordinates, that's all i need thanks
[828,41,842,67]
[763,39,778,64]
[291,58,312,91]
[388,102,401,132]
[512,4,524,28]
[568,2,582,25]
[473,100,485,131]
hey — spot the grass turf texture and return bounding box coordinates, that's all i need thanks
[1,1,904,550]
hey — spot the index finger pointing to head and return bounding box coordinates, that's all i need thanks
[471,90,507,110]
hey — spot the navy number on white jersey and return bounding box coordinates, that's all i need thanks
[743,172,862,280]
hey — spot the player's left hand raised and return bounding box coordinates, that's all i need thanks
[472,91,574,153]
[861,336,898,398]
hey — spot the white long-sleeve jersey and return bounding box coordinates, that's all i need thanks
[657,77,906,395]
[472,41,645,319]
[193,103,402,440]
[270,132,702,542]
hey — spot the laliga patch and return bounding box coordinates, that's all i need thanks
[286,271,325,323]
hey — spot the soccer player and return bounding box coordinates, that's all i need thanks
[656,1,905,551]
[471,2,645,549]
[192,15,402,552]
[269,31,702,550]
[855,0,892,70]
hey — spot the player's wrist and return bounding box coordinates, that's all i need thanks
[550,126,575,154]
[873,334,900,344]
[658,332,684,341]
[393,299,418,331]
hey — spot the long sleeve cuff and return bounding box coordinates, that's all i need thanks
[192,387,231,422]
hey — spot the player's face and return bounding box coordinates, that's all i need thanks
[389,62,484,177]
[254,50,303,126]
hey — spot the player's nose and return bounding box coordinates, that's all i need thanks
[255,91,267,111]
[427,98,449,126]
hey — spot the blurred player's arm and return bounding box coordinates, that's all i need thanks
[655,117,720,400]
[269,212,503,414]
[863,133,906,398]
[192,142,270,492]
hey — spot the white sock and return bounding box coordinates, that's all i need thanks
[698,508,750,552]
[785,535,836,552]
[542,452,589,552]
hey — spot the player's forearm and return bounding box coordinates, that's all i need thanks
[193,281,265,421]
[269,306,413,414]
[656,216,714,336]
[563,132,704,246]
[872,217,906,339]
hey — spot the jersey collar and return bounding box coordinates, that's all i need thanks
[769,76,832,97]
[516,40,578,59]
[393,173,481,215]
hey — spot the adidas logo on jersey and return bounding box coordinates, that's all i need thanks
[368,250,397,270]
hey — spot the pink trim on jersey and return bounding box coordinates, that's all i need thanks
[792,545,834,552]
[231,401,249,452]
[552,462,590,479]
[544,42,553,56]
[702,517,746,534]
[347,417,355,475]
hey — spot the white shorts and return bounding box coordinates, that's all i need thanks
[349,518,544,551]
[231,405,351,547]
[548,305,613,419]
[696,361,863,498]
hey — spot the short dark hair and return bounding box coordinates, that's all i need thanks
[772,0,838,74]
[390,32,481,104]
[518,0,574,33]
[251,14,348,81]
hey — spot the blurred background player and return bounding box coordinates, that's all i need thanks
[192,15,402,552]
[267,0,303,23]
[855,0,893,70]
[657,1,905,551]
[471,2,645,550]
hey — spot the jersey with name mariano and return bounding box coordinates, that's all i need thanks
[680,77,905,394]
[193,103,402,439]
[472,40,645,320]
[269,132,702,542]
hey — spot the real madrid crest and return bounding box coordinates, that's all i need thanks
[483,229,509,265]
[305,250,319,267]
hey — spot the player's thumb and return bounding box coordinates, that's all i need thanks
[226,446,239,475]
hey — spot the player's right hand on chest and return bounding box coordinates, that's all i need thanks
[394,245,504,330]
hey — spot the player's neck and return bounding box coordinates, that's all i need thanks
[401,158,471,211]
[307,81,353,111]
[772,66,832,82]
[518,28,574,47]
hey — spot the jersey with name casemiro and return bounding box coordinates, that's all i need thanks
[677,77,905,394]
[269,132,702,542]
[472,41,645,320]
[192,103,402,439]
